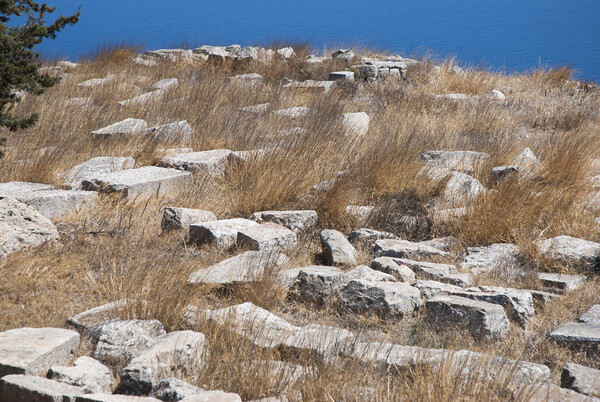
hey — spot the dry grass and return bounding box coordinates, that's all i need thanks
[1,42,600,400]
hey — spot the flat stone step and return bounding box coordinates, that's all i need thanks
[161,206,217,234]
[0,181,54,197]
[187,251,289,285]
[538,272,587,294]
[391,258,472,287]
[537,235,600,268]
[251,210,318,232]
[338,279,423,318]
[48,356,114,394]
[81,166,192,198]
[0,327,80,377]
[91,118,147,138]
[425,295,510,341]
[188,218,259,249]
[561,363,600,398]
[237,222,297,252]
[579,304,600,323]
[160,149,233,174]
[61,157,135,189]
[7,189,97,220]
[550,321,600,353]
[373,239,449,259]
[0,374,85,401]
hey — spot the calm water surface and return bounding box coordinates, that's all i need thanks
[40,0,600,81]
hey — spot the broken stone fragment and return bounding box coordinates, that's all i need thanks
[320,229,358,266]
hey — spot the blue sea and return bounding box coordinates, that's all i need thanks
[38,0,600,81]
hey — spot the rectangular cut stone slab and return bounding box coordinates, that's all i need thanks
[161,207,217,234]
[579,304,600,323]
[0,374,85,401]
[118,89,165,107]
[329,71,354,81]
[9,189,98,220]
[185,302,297,349]
[142,120,193,145]
[251,210,318,232]
[91,118,147,138]
[538,272,587,294]
[188,251,289,285]
[412,280,465,299]
[537,235,600,268]
[338,279,423,318]
[82,166,192,198]
[550,322,600,353]
[67,301,126,335]
[283,266,346,306]
[237,222,297,252]
[160,149,233,174]
[62,157,135,189]
[0,327,80,377]
[450,287,534,328]
[529,383,599,402]
[460,243,521,274]
[391,258,472,286]
[0,181,54,197]
[373,239,449,259]
[189,218,258,249]
[48,356,113,394]
[120,331,208,395]
[281,324,354,357]
[528,289,561,310]
[561,363,600,397]
[426,295,510,340]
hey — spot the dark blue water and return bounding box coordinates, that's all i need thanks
[39,1,600,81]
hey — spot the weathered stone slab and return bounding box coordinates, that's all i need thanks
[373,239,449,259]
[91,118,148,138]
[10,189,98,220]
[49,356,113,394]
[188,218,259,249]
[151,378,241,402]
[339,279,422,318]
[529,289,561,310]
[510,147,539,171]
[341,112,369,136]
[391,258,472,287]
[345,342,446,371]
[62,157,135,189]
[187,302,297,349]
[161,207,217,234]
[252,210,317,232]
[154,78,178,91]
[537,236,600,268]
[420,150,489,174]
[121,331,208,395]
[370,258,416,282]
[0,198,59,258]
[0,327,80,377]
[579,305,600,323]
[284,266,345,306]
[468,286,534,328]
[344,265,397,282]
[281,324,354,356]
[187,251,289,285]
[329,71,354,81]
[142,120,193,145]
[412,280,464,299]
[320,229,358,266]
[118,90,165,107]
[550,322,600,353]
[436,93,469,100]
[78,75,115,88]
[237,223,297,252]
[561,363,600,397]
[348,229,398,245]
[461,243,521,274]
[426,295,510,340]
[92,320,166,368]
[0,374,85,401]
[538,272,587,294]
[272,106,310,119]
[440,171,487,207]
[418,236,459,252]
[0,181,54,197]
[67,301,126,335]
[160,149,233,174]
[82,166,192,198]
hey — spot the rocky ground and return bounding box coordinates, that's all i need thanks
[0,43,599,401]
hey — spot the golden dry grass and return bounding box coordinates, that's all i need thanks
[1,42,599,400]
